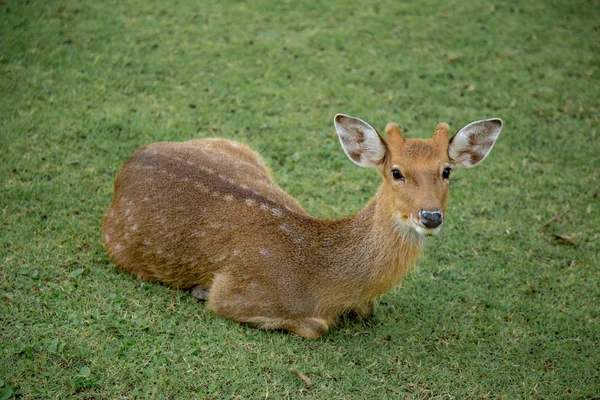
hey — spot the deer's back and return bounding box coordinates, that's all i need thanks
[103,138,307,287]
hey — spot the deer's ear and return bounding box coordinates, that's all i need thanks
[449,118,503,168]
[334,114,386,168]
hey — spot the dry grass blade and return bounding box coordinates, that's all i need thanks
[541,210,569,233]
[290,369,312,388]
[552,233,577,246]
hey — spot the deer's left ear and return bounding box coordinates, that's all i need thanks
[449,118,503,168]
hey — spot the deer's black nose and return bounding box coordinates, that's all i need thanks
[420,210,443,229]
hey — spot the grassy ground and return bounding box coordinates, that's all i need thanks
[1,0,598,398]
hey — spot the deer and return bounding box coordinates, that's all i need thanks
[103,114,502,339]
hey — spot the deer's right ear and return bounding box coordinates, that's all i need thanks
[334,114,386,168]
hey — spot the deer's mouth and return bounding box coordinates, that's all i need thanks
[409,214,442,237]
[393,212,441,238]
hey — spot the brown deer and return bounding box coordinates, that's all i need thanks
[103,114,502,338]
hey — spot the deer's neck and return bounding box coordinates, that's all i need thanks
[319,185,425,298]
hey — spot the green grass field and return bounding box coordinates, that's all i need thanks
[1,0,598,398]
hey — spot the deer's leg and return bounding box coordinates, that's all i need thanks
[348,299,376,319]
[207,271,329,339]
[245,316,329,339]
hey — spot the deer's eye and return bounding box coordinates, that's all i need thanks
[392,169,404,181]
[442,167,452,179]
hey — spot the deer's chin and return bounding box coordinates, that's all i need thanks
[412,223,442,237]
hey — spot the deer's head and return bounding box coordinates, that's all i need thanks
[334,114,502,237]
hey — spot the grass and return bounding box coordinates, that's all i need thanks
[1,0,598,398]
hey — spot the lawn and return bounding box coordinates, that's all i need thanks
[1,0,598,398]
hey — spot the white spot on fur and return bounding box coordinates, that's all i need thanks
[143,238,152,246]
[104,233,111,243]
[245,199,256,206]
[259,247,271,258]
[270,208,283,217]
[211,254,226,263]
[211,222,221,229]
[260,203,269,212]
[224,194,234,202]
[293,235,306,244]
[195,183,209,193]
[211,191,220,197]
[280,223,292,235]
[323,237,336,246]
[278,276,291,287]
[130,224,138,231]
